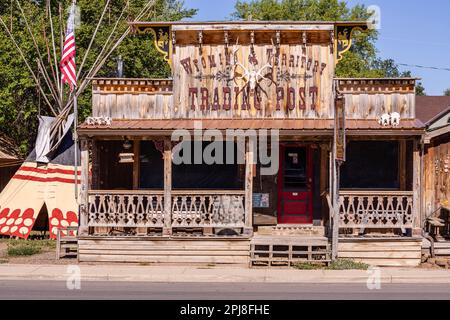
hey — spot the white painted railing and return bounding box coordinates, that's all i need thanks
[87,190,246,231]
[338,191,414,230]
[87,191,165,228]
[171,191,246,229]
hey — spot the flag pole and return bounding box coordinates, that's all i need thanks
[74,92,78,202]
[73,0,79,202]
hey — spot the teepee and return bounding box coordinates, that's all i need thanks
[0,0,156,239]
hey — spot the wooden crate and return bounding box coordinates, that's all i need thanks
[56,227,78,260]
[250,236,331,267]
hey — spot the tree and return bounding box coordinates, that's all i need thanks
[233,0,424,85]
[0,0,196,156]
[444,88,450,96]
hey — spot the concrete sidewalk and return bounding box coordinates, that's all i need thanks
[0,264,449,284]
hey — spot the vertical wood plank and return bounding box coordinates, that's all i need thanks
[79,138,90,236]
[399,140,407,191]
[320,143,329,223]
[244,138,254,236]
[163,139,173,236]
[412,139,421,233]
[133,139,140,190]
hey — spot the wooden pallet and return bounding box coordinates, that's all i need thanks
[56,227,78,260]
[250,236,331,267]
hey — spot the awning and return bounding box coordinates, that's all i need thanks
[78,119,425,137]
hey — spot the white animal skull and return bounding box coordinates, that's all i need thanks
[234,63,273,92]
[390,112,401,127]
[379,113,391,127]
[86,117,112,126]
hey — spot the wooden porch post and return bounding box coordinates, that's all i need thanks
[132,139,140,190]
[163,138,173,236]
[412,139,422,235]
[79,138,90,236]
[244,138,254,236]
[399,139,407,191]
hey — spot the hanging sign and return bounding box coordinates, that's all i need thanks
[335,95,346,162]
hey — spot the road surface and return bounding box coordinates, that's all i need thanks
[0,281,450,300]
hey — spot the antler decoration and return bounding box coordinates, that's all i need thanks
[233,62,274,97]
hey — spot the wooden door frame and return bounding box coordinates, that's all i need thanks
[277,143,314,224]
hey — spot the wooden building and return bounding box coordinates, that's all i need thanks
[77,21,426,267]
[417,97,450,249]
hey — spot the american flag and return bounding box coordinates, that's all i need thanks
[60,3,77,91]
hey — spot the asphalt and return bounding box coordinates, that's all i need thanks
[1,281,450,300]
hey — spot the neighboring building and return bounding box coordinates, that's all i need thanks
[417,97,450,239]
[0,135,22,193]
[77,21,426,267]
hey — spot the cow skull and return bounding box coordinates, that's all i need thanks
[233,63,273,94]
[379,113,391,127]
[390,112,401,127]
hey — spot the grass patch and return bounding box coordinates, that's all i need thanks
[7,245,41,257]
[6,239,56,257]
[327,259,369,270]
[293,259,369,271]
[293,262,326,270]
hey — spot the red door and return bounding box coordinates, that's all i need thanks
[277,145,314,224]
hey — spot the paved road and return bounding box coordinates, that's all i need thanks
[0,281,450,300]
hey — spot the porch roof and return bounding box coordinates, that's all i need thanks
[78,119,424,137]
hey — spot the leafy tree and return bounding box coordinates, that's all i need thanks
[233,0,424,86]
[0,0,196,156]
[444,88,450,96]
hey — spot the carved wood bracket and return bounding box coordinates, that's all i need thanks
[335,24,369,64]
[135,25,172,67]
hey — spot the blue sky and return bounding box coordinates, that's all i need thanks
[182,0,450,95]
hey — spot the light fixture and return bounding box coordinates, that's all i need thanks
[123,140,132,150]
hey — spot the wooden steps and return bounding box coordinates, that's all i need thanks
[250,236,331,267]
[256,226,326,237]
[338,238,422,267]
[78,237,250,265]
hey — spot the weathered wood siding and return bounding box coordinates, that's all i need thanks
[78,237,250,265]
[92,79,173,119]
[338,238,422,267]
[172,43,335,119]
[423,134,450,222]
[338,79,416,119]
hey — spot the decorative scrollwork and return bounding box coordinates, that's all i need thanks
[135,25,172,66]
[335,25,369,63]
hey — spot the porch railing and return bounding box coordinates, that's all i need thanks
[338,191,414,230]
[87,190,246,230]
[172,191,246,229]
[87,191,165,228]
